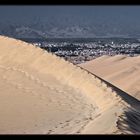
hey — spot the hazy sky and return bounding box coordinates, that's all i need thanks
[0,6,140,25]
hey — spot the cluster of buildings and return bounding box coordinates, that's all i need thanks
[32,41,140,64]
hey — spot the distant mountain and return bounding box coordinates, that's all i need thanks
[0,19,140,39]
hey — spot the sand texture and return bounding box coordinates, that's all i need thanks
[0,36,140,134]
[80,55,140,100]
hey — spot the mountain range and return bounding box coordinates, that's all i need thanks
[0,18,140,39]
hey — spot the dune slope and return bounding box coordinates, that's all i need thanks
[0,36,140,134]
[80,55,140,100]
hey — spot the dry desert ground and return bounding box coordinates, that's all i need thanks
[0,36,140,134]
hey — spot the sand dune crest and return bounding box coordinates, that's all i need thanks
[0,36,140,134]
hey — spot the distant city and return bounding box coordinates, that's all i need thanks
[20,38,140,64]
[1,6,140,65]
[1,6,140,64]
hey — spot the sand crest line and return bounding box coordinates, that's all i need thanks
[0,35,140,134]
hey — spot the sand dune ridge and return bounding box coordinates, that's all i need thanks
[0,36,140,134]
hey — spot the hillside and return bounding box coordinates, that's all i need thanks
[80,55,140,100]
[0,36,140,134]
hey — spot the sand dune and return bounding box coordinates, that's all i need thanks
[0,36,140,134]
[80,55,140,100]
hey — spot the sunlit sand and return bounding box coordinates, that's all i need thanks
[0,36,140,134]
